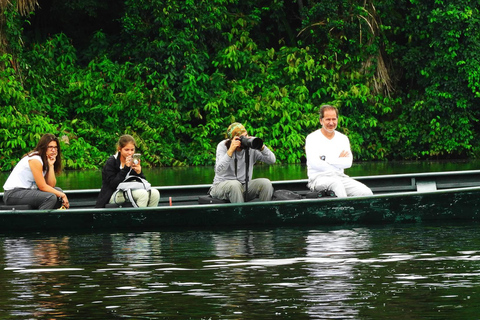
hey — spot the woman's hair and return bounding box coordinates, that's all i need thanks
[27,133,62,174]
[117,134,136,151]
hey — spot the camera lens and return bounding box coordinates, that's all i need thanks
[240,136,263,150]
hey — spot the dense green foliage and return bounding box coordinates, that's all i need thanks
[1,0,480,171]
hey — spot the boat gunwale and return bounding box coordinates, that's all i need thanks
[3,169,479,197]
[2,184,480,215]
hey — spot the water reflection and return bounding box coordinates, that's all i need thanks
[110,232,163,263]
[303,229,372,318]
[1,224,480,318]
[3,236,76,319]
[212,230,276,257]
[4,238,36,269]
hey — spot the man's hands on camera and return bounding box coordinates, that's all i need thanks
[227,136,242,157]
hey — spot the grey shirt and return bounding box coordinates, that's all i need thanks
[212,139,276,185]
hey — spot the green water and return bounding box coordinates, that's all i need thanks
[2,161,480,318]
[2,160,480,190]
[1,223,480,319]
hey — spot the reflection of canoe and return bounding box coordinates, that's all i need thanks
[1,170,480,232]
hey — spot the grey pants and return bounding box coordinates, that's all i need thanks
[210,178,274,203]
[3,187,63,210]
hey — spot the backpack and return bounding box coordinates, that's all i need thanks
[273,189,302,201]
[114,175,151,208]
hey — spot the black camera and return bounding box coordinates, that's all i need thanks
[238,136,263,150]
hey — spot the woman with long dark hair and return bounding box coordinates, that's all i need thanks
[2,133,69,209]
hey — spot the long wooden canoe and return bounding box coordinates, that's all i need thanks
[1,170,480,232]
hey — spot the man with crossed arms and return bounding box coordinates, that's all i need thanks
[305,104,373,198]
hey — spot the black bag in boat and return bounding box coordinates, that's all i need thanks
[305,189,337,198]
[198,195,230,204]
[272,189,302,201]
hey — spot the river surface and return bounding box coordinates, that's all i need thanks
[1,162,480,319]
[1,223,480,319]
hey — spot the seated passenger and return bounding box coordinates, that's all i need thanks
[2,133,69,209]
[305,105,373,198]
[210,122,276,203]
[95,134,160,208]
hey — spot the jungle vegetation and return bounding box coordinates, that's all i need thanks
[1,0,480,171]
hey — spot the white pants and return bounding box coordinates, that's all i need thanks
[308,172,373,198]
[110,188,160,207]
[210,178,274,203]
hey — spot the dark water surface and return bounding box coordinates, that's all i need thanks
[2,162,480,319]
[1,223,480,319]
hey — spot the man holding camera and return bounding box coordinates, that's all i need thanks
[305,105,373,198]
[210,122,276,203]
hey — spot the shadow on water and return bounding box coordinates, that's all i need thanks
[1,160,480,190]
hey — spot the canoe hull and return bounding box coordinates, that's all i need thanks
[2,187,479,232]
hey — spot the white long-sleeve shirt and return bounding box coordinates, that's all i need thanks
[305,129,353,182]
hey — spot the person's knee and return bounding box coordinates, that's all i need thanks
[225,181,243,196]
[257,178,273,188]
[224,180,244,202]
[39,193,60,210]
[344,182,373,197]
[259,179,274,196]
[313,182,325,192]
[226,180,243,192]
[326,181,347,198]
[150,188,160,199]
[313,178,333,191]
[314,179,341,191]
[357,186,373,196]
[148,189,160,207]
[250,178,273,201]
[134,190,150,207]
[364,187,373,196]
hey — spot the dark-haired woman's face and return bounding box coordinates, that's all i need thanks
[46,141,58,161]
